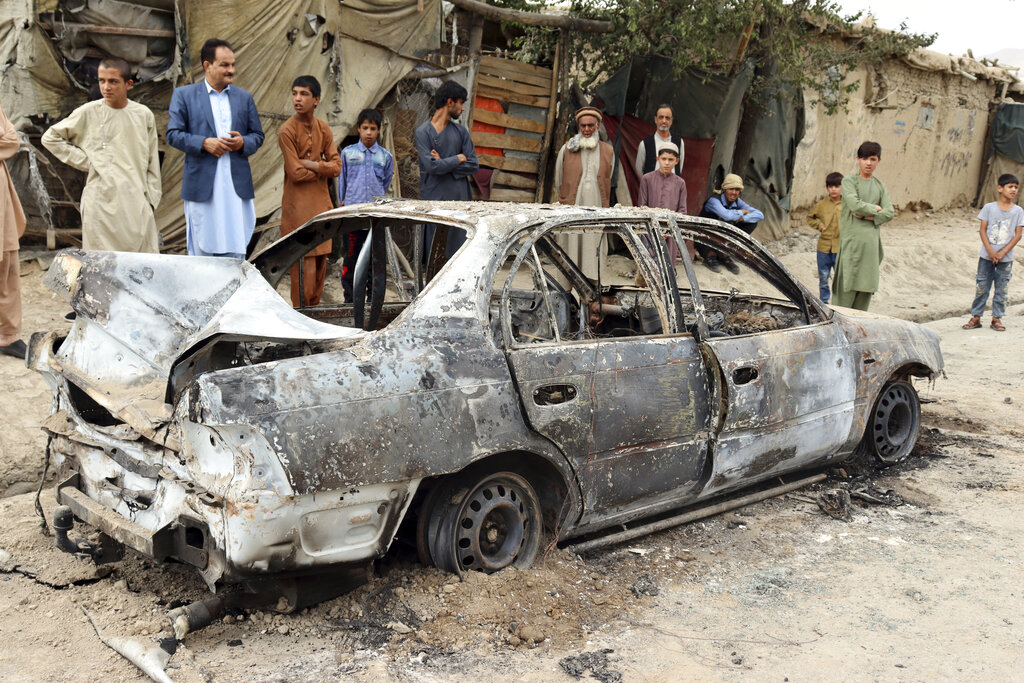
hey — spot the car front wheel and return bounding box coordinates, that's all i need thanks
[417,471,543,575]
[863,380,921,464]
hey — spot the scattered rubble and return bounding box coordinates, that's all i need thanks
[559,648,622,682]
[630,573,660,598]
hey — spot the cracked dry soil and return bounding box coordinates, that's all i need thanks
[1,207,1022,681]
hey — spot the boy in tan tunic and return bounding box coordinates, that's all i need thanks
[278,75,341,307]
[41,58,162,252]
[0,103,27,359]
[806,171,843,303]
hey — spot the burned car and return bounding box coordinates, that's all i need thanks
[29,201,942,593]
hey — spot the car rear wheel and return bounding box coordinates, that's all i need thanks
[863,380,921,464]
[417,471,543,576]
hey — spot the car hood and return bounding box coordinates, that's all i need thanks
[37,250,358,435]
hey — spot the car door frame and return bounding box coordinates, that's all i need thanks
[669,217,859,498]
[496,216,717,528]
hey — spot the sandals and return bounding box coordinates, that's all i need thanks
[962,315,1006,331]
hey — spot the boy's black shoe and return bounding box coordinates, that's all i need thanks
[720,256,741,274]
[703,257,722,273]
[0,339,27,359]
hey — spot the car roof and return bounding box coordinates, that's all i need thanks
[302,199,724,243]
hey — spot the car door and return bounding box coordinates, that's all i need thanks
[496,219,713,525]
[675,219,859,497]
[700,322,857,495]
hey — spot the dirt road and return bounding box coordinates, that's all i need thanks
[1,207,1022,681]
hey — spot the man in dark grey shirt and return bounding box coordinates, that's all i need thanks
[414,80,479,255]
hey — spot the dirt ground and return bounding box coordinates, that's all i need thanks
[1,207,1022,681]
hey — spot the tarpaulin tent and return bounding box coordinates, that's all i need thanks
[0,0,443,250]
[593,55,804,242]
[977,102,1024,207]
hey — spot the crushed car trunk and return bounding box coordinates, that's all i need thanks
[37,249,360,440]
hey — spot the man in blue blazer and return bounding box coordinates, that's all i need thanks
[167,38,264,258]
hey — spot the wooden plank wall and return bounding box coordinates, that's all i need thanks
[470,55,556,203]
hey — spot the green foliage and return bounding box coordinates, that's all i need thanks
[489,0,560,64]
[496,0,936,114]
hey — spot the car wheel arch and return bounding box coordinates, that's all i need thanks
[856,362,933,466]
[890,361,938,383]
[405,448,578,555]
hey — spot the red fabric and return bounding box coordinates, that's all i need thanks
[473,168,493,200]
[603,114,715,215]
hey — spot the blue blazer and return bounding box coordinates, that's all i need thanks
[166,81,264,202]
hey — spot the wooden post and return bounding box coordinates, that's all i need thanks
[536,31,563,203]
[464,12,485,133]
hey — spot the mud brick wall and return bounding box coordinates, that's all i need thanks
[793,60,998,211]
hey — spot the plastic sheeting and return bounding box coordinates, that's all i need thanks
[976,103,1024,207]
[991,103,1024,165]
[0,2,76,129]
[594,56,804,241]
[977,153,1024,207]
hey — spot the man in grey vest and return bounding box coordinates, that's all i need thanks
[635,104,684,178]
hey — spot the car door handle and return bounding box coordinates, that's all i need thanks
[732,366,759,385]
[533,384,578,406]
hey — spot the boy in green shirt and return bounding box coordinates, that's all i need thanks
[807,171,843,303]
[832,141,894,311]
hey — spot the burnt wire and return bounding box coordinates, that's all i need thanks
[34,436,53,536]
[595,231,605,322]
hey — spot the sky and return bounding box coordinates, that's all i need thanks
[833,0,1023,58]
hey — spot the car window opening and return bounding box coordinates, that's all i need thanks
[494,222,674,347]
[274,218,469,330]
[673,225,821,337]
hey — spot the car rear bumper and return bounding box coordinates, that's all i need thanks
[46,416,421,588]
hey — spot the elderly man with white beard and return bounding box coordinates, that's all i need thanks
[553,107,631,277]
[555,107,616,208]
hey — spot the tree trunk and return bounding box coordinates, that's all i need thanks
[446,0,614,33]
[731,22,774,179]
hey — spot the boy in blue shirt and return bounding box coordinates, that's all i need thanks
[339,108,394,302]
[962,173,1023,332]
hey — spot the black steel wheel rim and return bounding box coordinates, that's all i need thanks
[872,383,917,460]
[455,478,532,572]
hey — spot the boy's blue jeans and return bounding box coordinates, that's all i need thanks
[816,250,838,303]
[970,257,1013,319]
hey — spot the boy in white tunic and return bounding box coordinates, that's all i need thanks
[42,58,162,252]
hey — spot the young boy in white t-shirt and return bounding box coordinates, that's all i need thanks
[962,173,1023,331]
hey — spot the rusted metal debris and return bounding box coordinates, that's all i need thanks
[816,489,853,522]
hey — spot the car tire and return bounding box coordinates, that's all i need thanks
[419,471,543,576]
[862,380,921,464]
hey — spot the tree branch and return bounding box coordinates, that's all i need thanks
[447,0,614,34]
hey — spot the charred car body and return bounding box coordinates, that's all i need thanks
[29,201,942,592]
